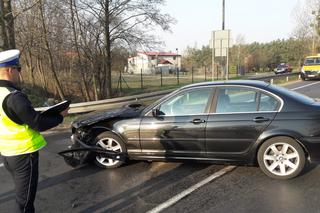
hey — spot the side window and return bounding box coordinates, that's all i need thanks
[159,88,212,116]
[259,93,279,111]
[216,87,258,113]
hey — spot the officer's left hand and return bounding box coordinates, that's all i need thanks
[60,107,69,117]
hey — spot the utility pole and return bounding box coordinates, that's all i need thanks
[211,0,228,81]
[222,0,225,30]
[222,0,229,80]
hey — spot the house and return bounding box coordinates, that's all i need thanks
[127,52,181,74]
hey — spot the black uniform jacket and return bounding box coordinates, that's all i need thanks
[0,80,63,132]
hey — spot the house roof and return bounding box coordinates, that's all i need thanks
[138,51,181,56]
[158,59,173,65]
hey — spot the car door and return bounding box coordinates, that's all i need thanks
[206,86,280,158]
[139,87,214,158]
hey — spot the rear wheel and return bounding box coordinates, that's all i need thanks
[257,137,305,179]
[94,132,126,169]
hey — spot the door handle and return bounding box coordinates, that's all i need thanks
[253,117,270,123]
[191,119,206,124]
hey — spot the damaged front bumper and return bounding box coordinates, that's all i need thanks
[59,135,126,167]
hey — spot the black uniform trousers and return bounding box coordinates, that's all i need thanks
[3,151,39,213]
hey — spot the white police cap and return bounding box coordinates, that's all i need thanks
[0,49,20,68]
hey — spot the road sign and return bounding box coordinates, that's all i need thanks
[230,65,237,74]
[210,30,231,80]
[211,30,231,56]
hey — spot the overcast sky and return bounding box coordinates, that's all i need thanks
[157,0,303,54]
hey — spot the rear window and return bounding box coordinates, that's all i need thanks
[268,84,314,104]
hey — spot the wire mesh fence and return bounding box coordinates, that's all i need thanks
[111,67,243,97]
[111,67,301,97]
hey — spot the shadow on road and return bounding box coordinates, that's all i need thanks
[299,162,318,177]
[0,165,102,204]
[79,163,210,213]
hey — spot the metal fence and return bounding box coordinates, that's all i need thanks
[112,68,265,97]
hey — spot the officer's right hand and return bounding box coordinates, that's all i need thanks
[60,107,69,117]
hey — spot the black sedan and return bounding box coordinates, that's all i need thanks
[60,80,320,179]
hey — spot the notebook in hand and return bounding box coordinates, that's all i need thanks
[41,100,70,115]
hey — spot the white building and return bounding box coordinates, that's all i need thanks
[127,52,182,74]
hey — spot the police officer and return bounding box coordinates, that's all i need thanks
[0,49,68,213]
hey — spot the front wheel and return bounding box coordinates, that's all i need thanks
[94,132,126,169]
[257,137,305,179]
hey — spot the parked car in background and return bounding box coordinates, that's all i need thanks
[274,63,292,75]
[301,55,320,80]
[60,80,320,180]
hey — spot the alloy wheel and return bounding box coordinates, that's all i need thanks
[96,137,123,167]
[263,142,300,176]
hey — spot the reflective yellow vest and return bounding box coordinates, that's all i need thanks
[0,87,46,156]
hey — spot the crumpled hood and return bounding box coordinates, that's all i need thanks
[72,106,145,128]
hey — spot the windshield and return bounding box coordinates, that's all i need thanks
[277,64,287,68]
[141,89,179,115]
[304,58,320,65]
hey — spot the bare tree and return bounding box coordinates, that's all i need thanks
[69,0,91,101]
[78,0,175,98]
[291,0,320,54]
[11,0,174,104]
[0,0,15,50]
[38,0,65,100]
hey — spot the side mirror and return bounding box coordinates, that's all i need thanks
[152,108,160,117]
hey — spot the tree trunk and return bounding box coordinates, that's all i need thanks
[0,0,15,50]
[3,0,15,49]
[26,50,35,86]
[0,1,8,50]
[92,70,98,100]
[37,57,46,89]
[104,0,112,98]
[39,0,65,100]
[69,0,91,101]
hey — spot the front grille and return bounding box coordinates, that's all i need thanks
[305,71,320,75]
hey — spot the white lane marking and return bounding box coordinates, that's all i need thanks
[147,166,236,213]
[291,81,320,91]
[0,163,4,168]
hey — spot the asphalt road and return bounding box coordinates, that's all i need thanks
[1,80,320,213]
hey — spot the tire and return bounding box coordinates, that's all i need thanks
[94,132,126,169]
[257,137,305,179]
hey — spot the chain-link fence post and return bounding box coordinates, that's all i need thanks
[192,66,194,83]
[205,66,207,81]
[160,68,163,87]
[140,69,143,89]
[177,67,179,85]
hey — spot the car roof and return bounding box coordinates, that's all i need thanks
[180,80,270,90]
